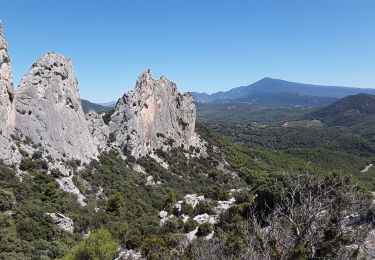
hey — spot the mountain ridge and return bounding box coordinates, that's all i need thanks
[192,77,375,104]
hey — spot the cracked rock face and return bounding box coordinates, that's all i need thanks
[0,22,17,163]
[85,110,109,150]
[14,52,98,162]
[110,70,202,157]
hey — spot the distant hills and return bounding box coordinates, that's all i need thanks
[81,99,113,113]
[192,77,375,107]
[99,101,117,108]
[305,94,375,126]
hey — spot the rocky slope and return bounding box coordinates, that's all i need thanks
[109,70,204,158]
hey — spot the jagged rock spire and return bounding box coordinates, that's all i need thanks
[109,70,203,158]
[14,52,98,163]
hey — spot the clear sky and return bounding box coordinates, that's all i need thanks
[1,0,374,102]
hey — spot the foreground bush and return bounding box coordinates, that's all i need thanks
[197,222,213,237]
[62,228,118,260]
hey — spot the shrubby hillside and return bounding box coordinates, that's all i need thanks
[1,123,374,259]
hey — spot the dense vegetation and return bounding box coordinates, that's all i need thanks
[197,102,311,126]
[207,124,375,156]
[197,95,375,190]
[1,113,375,259]
[306,94,375,124]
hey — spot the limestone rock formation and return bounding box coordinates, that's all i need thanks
[0,22,17,163]
[14,52,98,163]
[0,21,204,170]
[85,110,109,151]
[109,70,203,157]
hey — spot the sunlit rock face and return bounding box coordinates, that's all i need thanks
[0,20,204,166]
[0,22,17,163]
[110,70,202,158]
[14,52,98,162]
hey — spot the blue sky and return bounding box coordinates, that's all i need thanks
[1,0,374,102]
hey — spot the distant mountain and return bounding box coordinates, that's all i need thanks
[305,94,375,126]
[81,99,113,113]
[192,77,375,103]
[99,101,117,108]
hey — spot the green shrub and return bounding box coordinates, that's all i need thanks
[0,189,15,211]
[44,181,59,201]
[183,219,198,233]
[32,151,43,160]
[102,109,115,125]
[206,185,230,201]
[194,201,215,215]
[108,133,116,143]
[234,191,254,204]
[141,236,168,259]
[19,158,37,171]
[118,222,130,243]
[164,190,177,207]
[197,222,213,237]
[126,228,143,249]
[162,218,183,233]
[106,193,124,214]
[180,202,194,216]
[63,228,118,260]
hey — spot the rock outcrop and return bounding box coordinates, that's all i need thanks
[14,52,98,163]
[46,212,74,233]
[110,70,203,157]
[0,22,17,163]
